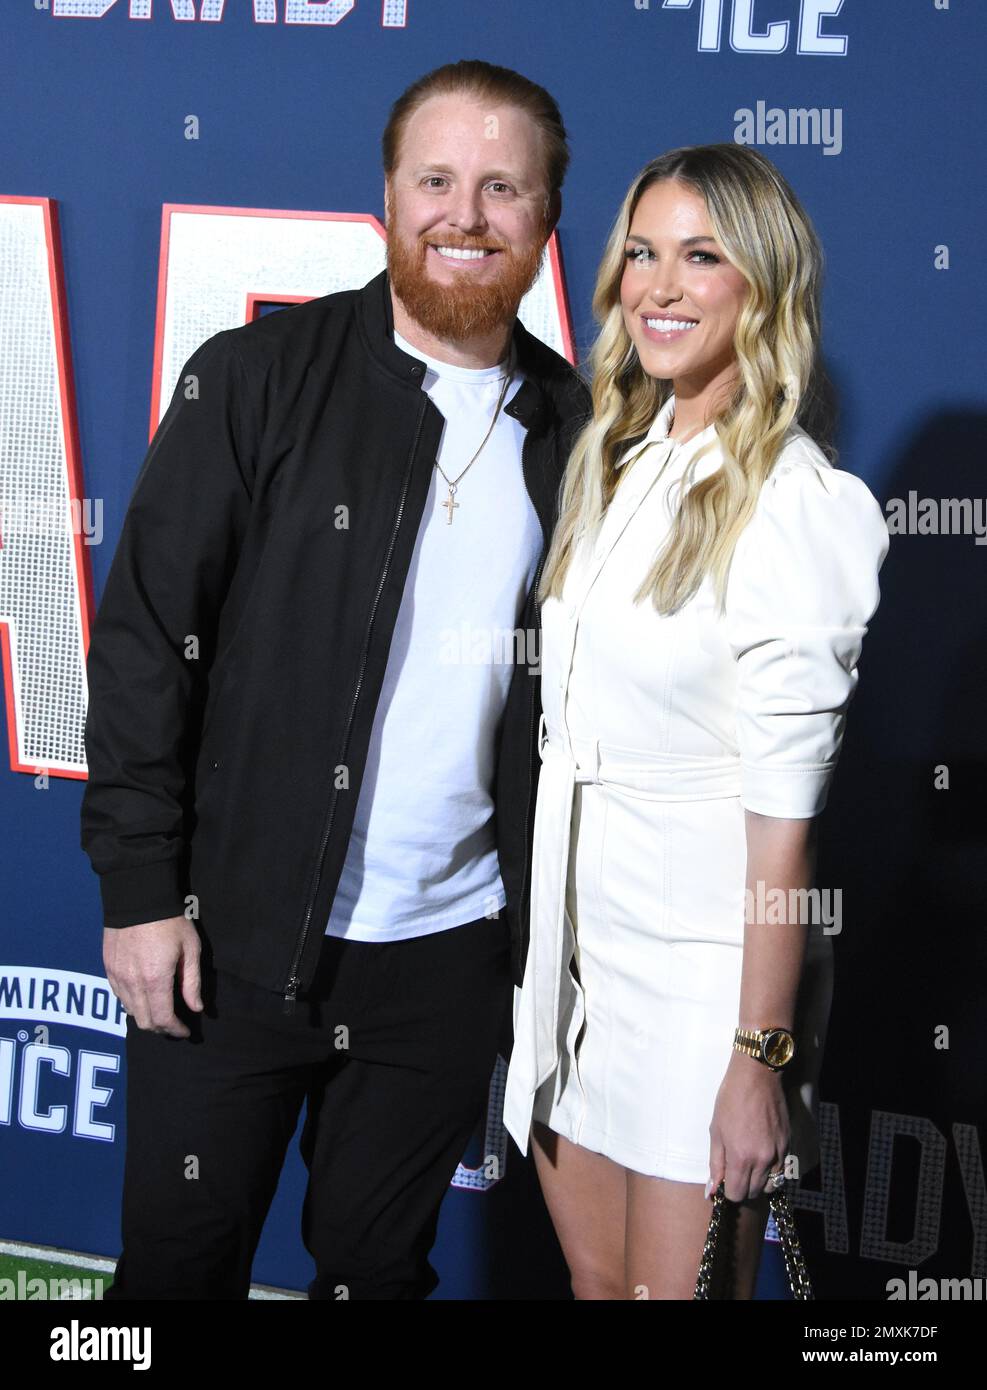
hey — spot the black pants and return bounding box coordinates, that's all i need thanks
[103,913,512,1300]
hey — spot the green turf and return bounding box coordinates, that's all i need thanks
[0,1248,303,1299]
[0,1252,109,1299]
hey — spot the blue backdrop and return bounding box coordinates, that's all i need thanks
[2,0,985,1300]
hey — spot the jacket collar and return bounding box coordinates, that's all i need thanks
[355,268,566,432]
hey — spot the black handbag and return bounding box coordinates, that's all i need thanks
[694,1181,814,1300]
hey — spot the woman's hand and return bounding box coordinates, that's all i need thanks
[707,1050,791,1202]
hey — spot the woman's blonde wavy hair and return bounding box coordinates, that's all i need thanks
[540,143,834,617]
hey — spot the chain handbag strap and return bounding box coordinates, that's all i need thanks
[693,1182,814,1300]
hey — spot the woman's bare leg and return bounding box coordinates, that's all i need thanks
[530,1120,627,1300]
[625,1172,772,1300]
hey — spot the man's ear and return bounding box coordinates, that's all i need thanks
[544,188,562,240]
[383,178,391,224]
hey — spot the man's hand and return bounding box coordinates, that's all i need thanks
[103,917,203,1038]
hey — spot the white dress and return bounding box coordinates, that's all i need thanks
[502,395,890,1183]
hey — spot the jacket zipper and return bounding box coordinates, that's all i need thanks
[282,397,429,1011]
[516,553,543,984]
[515,411,549,984]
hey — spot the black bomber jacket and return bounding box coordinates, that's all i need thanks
[80,268,592,1003]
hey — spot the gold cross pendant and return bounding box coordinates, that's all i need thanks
[441,485,459,524]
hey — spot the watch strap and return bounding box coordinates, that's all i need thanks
[733,1025,796,1069]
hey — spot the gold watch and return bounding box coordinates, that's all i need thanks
[733,1026,796,1072]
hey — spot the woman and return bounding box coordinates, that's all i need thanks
[502,144,889,1299]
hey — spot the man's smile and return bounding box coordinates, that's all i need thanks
[427,243,501,268]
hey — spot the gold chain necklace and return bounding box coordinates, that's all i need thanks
[434,353,516,525]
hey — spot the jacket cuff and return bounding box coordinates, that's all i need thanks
[98,859,190,930]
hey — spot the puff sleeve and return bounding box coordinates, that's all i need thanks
[723,453,889,818]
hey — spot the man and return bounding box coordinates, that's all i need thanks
[80,59,591,1300]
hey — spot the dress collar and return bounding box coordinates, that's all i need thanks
[614,393,719,471]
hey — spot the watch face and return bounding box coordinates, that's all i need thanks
[764,1030,795,1067]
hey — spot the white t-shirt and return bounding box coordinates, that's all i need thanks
[324,327,543,942]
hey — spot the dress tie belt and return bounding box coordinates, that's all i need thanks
[503,715,746,1146]
[538,712,742,800]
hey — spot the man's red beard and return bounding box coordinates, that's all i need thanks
[386,222,548,343]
